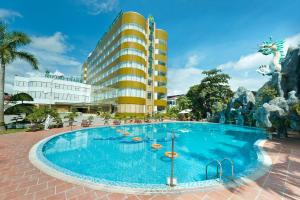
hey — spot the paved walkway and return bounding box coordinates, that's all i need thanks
[0,126,299,200]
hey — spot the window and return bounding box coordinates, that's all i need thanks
[157,93,166,99]
[147,92,152,100]
[155,49,166,56]
[54,93,59,100]
[158,71,166,76]
[157,82,166,87]
[18,81,26,86]
[158,61,166,66]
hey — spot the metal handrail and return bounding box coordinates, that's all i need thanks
[206,159,222,180]
[220,158,234,178]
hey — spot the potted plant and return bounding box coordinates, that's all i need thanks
[88,115,94,125]
[64,112,78,130]
[101,112,111,125]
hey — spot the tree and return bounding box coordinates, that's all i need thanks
[26,107,60,131]
[0,23,38,130]
[186,69,233,119]
[176,96,191,110]
[4,103,35,115]
[255,85,278,108]
[11,92,34,104]
[64,112,78,127]
[166,106,180,119]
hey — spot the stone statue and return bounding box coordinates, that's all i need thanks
[255,43,300,137]
[256,37,285,97]
[255,97,289,138]
[44,114,52,130]
[218,104,227,124]
[219,111,226,124]
[206,112,211,121]
[236,106,244,126]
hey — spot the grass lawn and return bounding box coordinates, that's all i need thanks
[0,128,27,135]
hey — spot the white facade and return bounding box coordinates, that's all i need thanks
[13,73,91,105]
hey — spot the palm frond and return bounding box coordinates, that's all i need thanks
[0,22,7,41]
[13,51,39,70]
[6,31,31,49]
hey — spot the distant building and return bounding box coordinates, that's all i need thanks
[83,11,168,116]
[167,94,185,107]
[13,71,92,112]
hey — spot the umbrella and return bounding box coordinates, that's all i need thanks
[179,109,192,114]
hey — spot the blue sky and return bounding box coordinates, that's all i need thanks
[1,0,300,94]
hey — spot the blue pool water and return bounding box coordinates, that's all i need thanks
[39,122,266,187]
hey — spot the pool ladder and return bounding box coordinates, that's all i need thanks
[205,158,234,181]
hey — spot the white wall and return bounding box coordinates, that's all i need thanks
[13,75,92,105]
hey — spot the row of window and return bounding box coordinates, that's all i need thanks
[97,74,146,89]
[157,81,167,87]
[89,36,146,70]
[157,93,166,99]
[94,88,145,100]
[25,91,89,102]
[16,81,89,92]
[155,39,167,45]
[88,36,146,74]
[155,49,167,56]
[88,61,145,84]
[89,23,146,65]
[117,104,145,113]
[157,60,166,66]
[155,71,167,76]
[88,48,146,81]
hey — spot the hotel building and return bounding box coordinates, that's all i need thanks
[14,72,91,112]
[83,11,168,116]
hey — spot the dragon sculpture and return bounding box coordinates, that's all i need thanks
[256,37,285,76]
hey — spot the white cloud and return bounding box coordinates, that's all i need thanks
[168,52,204,95]
[229,77,270,91]
[5,32,81,93]
[30,32,67,54]
[216,33,300,92]
[80,0,119,15]
[0,8,22,20]
[185,54,201,68]
[218,33,300,71]
[285,33,300,50]
[168,33,300,95]
[168,67,203,96]
[218,53,272,71]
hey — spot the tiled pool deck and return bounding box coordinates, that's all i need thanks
[0,126,299,200]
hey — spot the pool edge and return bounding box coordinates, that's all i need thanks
[28,125,272,194]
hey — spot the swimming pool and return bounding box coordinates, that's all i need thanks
[31,122,270,192]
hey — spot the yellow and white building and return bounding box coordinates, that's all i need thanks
[83,11,168,116]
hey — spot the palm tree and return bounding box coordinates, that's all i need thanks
[0,22,38,131]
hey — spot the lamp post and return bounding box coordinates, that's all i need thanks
[170,132,175,187]
[166,132,177,187]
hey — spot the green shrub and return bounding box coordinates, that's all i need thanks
[256,85,278,107]
[88,115,94,123]
[100,112,111,120]
[64,112,78,126]
[291,103,300,116]
[26,107,61,131]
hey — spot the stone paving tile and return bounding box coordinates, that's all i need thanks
[0,126,299,200]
